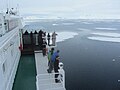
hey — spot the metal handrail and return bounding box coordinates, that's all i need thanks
[36,68,65,90]
[36,72,59,77]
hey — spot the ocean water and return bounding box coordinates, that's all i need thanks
[25,19,120,90]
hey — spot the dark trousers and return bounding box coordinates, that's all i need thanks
[48,39,50,46]
[47,61,54,73]
[42,48,46,56]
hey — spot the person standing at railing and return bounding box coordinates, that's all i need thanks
[42,39,47,56]
[51,50,60,83]
[54,55,60,83]
[47,48,54,66]
[47,33,50,46]
[42,32,47,56]
[52,32,57,46]
[47,48,54,73]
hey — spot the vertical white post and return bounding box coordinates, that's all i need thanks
[0,65,4,90]
[0,53,5,90]
[36,75,39,90]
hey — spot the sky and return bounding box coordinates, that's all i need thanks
[0,0,120,19]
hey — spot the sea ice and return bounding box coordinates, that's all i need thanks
[95,28,117,30]
[92,32,120,38]
[88,32,120,43]
[52,24,58,26]
[88,36,120,43]
[62,23,74,25]
[118,80,120,82]
[56,32,78,42]
[112,59,115,62]
[82,22,93,24]
[49,31,78,43]
[77,28,91,31]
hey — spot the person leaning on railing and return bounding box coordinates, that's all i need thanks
[47,48,54,73]
[53,50,60,83]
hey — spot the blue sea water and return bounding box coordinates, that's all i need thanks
[26,19,120,90]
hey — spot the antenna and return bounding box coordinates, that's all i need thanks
[16,4,20,15]
[5,0,9,14]
[6,0,9,8]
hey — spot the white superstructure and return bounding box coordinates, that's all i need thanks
[0,9,66,90]
[0,11,24,90]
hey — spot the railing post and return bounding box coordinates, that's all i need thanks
[36,76,39,90]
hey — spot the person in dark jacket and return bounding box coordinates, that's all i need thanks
[47,33,50,46]
[42,39,47,56]
[54,55,60,83]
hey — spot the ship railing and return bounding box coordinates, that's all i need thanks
[36,62,65,90]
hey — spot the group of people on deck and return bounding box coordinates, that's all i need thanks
[47,32,57,46]
[42,31,57,56]
[47,48,60,83]
[41,31,60,83]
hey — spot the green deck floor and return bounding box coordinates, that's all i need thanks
[12,55,36,90]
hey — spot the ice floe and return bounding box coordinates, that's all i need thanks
[62,23,74,25]
[48,31,78,44]
[77,28,90,31]
[88,32,120,43]
[112,59,115,62]
[56,32,78,42]
[52,24,58,26]
[92,32,120,38]
[88,36,120,43]
[95,28,117,30]
[118,80,120,82]
[82,22,93,24]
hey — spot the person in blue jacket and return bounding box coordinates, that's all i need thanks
[51,50,60,62]
[54,55,60,83]
[47,50,60,73]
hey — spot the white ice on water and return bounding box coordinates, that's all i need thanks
[77,28,91,31]
[56,32,78,42]
[112,59,115,62]
[88,32,120,43]
[49,31,78,44]
[52,24,58,26]
[62,23,74,25]
[92,32,120,38]
[88,36,120,43]
[95,28,117,30]
[82,22,93,24]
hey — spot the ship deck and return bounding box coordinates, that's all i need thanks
[35,51,65,90]
[12,55,36,90]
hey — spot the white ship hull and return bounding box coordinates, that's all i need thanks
[0,12,24,90]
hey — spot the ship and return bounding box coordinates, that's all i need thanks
[0,9,66,90]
